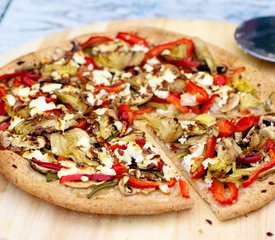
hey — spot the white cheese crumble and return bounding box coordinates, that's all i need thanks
[180,93,197,106]
[162,69,176,83]
[199,73,213,87]
[215,85,233,108]
[5,94,16,106]
[154,90,169,99]
[139,86,147,95]
[162,165,176,181]
[204,178,213,188]
[23,150,51,162]
[161,49,171,55]
[178,136,187,144]
[80,176,89,182]
[182,143,205,172]
[130,44,149,52]
[87,92,96,106]
[76,133,91,152]
[96,165,116,176]
[41,83,62,93]
[143,64,154,72]
[29,96,56,116]
[51,71,62,80]
[147,57,160,65]
[92,70,112,86]
[179,120,196,130]
[72,51,86,65]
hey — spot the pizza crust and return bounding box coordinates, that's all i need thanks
[0,150,193,215]
[0,26,274,218]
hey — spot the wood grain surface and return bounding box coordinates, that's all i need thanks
[0,19,274,240]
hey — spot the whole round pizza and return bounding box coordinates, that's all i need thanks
[0,27,274,221]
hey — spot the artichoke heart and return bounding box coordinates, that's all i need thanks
[14,117,58,135]
[93,40,144,71]
[55,90,88,113]
[232,77,256,93]
[143,114,184,143]
[50,128,98,166]
[42,64,77,78]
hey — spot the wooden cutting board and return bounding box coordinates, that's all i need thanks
[0,18,274,240]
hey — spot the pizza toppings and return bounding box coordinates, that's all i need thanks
[0,31,274,208]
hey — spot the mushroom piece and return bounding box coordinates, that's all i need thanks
[220,93,240,113]
[30,162,56,174]
[222,137,242,159]
[118,176,136,196]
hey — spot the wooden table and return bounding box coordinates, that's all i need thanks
[0,19,274,240]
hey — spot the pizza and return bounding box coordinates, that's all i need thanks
[0,27,274,220]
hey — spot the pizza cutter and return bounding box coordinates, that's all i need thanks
[235,16,275,62]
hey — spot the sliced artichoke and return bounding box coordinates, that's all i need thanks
[55,90,88,113]
[143,114,184,143]
[192,37,217,74]
[232,77,256,93]
[42,64,77,78]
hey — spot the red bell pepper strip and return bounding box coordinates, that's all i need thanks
[0,86,7,97]
[235,115,260,132]
[133,107,155,115]
[108,143,127,152]
[127,176,176,189]
[116,32,149,48]
[80,36,113,49]
[237,154,262,164]
[0,101,6,115]
[166,94,189,114]
[0,70,28,81]
[168,59,201,68]
[60,173,114,183]
[185,80,209,104]
[179,179,190,198]
[45,97,57,103]
[84,56,99,69]
[216,119,235,137]
[213,74,227,87]
[0,121,10,131]
[200,94,218,114]
[44,109,62,117]
[135,138,146,148]
[157,161,164,171]
[263,139,275,151]
[112,163,128,175]
[31,158,68,171]
[119,104,134,126]
[150,93,181,104]
[74,118,87,129]
[57,156,68,161]
[94,81,125,94]
[209,181,238,205]
[191,137,216,179]
[242,150,275,188]
[143,38,194,64]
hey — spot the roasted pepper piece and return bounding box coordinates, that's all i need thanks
[143,38,194,64]
[235,115,260,132]
[94,81,125,94]
[112,163,128,175]
[60,173,114,183]
[191,137,216,179]
[216,119,235,137]
[242,150,275,188]
[133,107,155,115]
[81,36,113,49]
[119,104,134,126]
[179,179,190,198]
[185,80,209,104]
[0,121,10,130]
[116,32,149,48]
[209,181,238,205]
[200,94,218,114]
[31,158,68,171]
[166,94,189,114]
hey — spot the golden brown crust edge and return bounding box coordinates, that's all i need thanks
[142,123,275,221]
[0,150,193,215]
